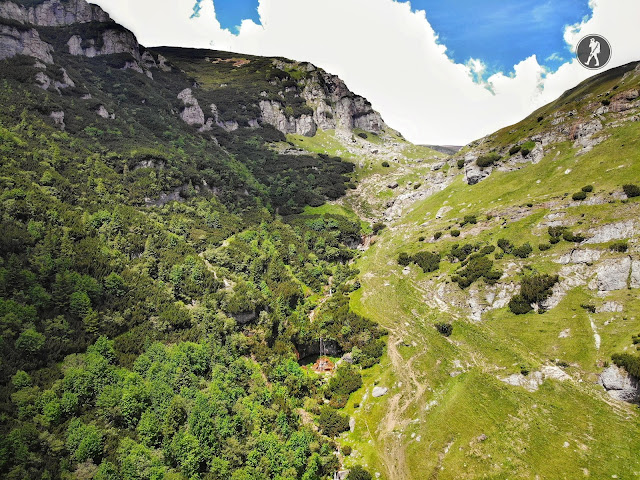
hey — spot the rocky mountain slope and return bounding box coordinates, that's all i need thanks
[334,61,640,479]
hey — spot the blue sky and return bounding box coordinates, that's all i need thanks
[203,0,592,76]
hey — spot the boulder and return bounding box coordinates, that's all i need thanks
[599,366,638,402]
[372,386,388,398]
[464,156,491,185]
[597,301,623,313]
[499,372,544,392]
[49,111,64,130]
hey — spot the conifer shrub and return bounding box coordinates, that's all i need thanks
[457,159,465,169]
[435,322,453,337]
[562,230,585,243]
[318,407,350,437]
[509,145,521,155]
[398,252,411,266]
[450,229,461,237]
[452,256,502,288]
[520,141,536,157]
[609,240,628,252]
[461,215,477,226]
[548,226,566,244]
[381,161,390,167]
[450,243,474,262]
[398,251,440,273]
[611,353,640,378]
[623,184,640,198]
[497,238,513,253]
[476,152,501,168]
[347,465,373,480]
[582,185,594,192]
[509,274,559,314]
[372,222,386,234]
[572,191,587,201]
[508,294,533,314]
[513,243,533,258]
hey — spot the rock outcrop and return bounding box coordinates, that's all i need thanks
[177,88,205,127]
[599,366,638,402]
[589,257,631,292]
[259,100,317,136]
[258,60,385,137]
[585,220,635,244]
[500,365,570,392]
[463,155,491,185]
[67,30,140,60]
[0,0,110,26]
[0,25,53,63]
[557,249,601,265]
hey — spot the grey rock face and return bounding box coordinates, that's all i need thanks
[599,366,638,402]
[96,105,115,120]
[590,257,631,292]
[527,143,544,164]
[557,249,601,265]
[49,111,64,130]
[177,88,205,127]
[631,260,640,289]
[157,54,171,72]
[260,61,384,137]
[0,0,110,26]
[35,71,51,89]
[372,386,388,398]
[258,100,317,136]
[499,372,544,392]
[585,220,636,244]
[0,25,54,64]
[464,158,491,185]
[67,30,140,61]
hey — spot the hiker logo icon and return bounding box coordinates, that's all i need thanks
[576,34,611,70]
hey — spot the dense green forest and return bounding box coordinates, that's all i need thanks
[0,36,384,478]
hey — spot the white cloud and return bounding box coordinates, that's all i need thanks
[545,52,564,62]
[91,0,640,145]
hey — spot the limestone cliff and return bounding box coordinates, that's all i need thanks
[258,59,386,137]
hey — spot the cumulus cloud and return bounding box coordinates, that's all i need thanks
[92,0,640,145]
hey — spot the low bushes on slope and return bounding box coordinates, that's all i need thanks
[476,152,501,168]
[452,256,502,289]
[397,251,440,273]
[508,274,559,314]
[623,184,640,198]
[612,353,640,378]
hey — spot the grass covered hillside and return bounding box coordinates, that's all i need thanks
[336,62,640,479]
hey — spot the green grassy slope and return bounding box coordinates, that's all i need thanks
[337,63,640,479]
